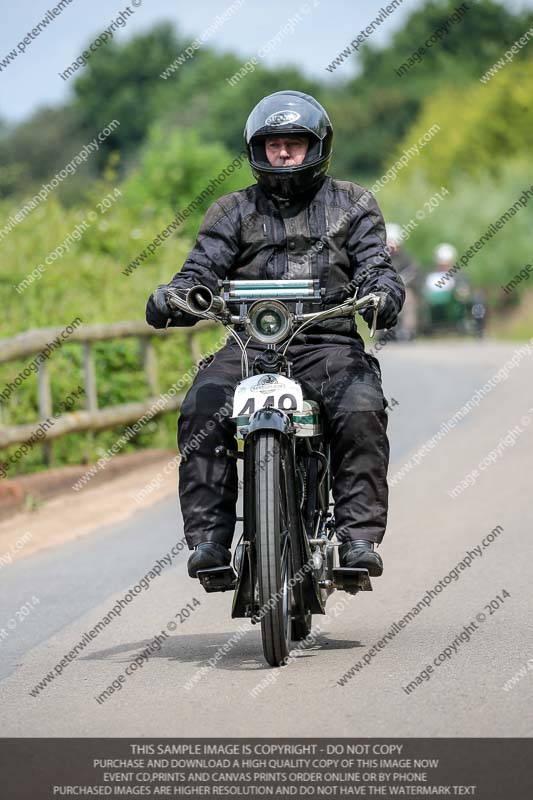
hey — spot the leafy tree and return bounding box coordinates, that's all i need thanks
[73,23,187,164]
[0,105,87,199]
[342,0,533,176]
[395,53,533,183]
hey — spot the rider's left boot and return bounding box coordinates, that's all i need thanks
[339,540,383,577]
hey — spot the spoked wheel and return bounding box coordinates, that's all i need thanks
[255,431,295,667]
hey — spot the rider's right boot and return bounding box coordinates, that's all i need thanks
[187,542,232,578]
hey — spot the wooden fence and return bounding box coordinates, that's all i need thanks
[0,320,214,456]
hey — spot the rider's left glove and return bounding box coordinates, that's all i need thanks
[361,289,399,330]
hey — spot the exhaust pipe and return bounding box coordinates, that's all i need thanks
[186,285,226,315]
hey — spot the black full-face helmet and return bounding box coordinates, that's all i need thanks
[244,90,333,199]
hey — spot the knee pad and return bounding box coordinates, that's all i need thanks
[324,371,385,413]
[180,381,232,417]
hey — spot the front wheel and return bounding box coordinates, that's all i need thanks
[254,431,295,667]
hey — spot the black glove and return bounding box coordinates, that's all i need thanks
[361,290,399,330]
[146,285,198,329]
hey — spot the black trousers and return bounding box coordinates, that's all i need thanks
[177,337,390,549]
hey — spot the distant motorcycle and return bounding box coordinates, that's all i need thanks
[419,273,486,338]
[167,280,381,667]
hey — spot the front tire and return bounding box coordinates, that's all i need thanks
[255,431,293,667]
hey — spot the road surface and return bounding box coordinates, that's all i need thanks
[1,341,532,737]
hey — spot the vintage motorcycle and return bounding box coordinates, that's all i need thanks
[419,274,486,338]
[167,280,381,667]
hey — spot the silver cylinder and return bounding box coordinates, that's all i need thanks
[186,285,225,315]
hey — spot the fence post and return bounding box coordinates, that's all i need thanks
[83,341,98,461]
[83,342,98,412]
[37,360,53,466]
[140,337,159,397]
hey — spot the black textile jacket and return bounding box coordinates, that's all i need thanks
[148,176,405,346]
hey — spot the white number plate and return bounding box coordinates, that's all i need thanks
[232,373,303,417]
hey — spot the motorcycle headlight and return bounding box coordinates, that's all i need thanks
[245,300,291,344]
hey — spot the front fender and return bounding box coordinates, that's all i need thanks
[245,406,292,437]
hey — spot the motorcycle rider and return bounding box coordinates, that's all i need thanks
[423,243,474,332]
[385,223,421,341]
[146,90,405,580]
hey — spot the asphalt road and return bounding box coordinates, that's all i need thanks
[1,340,532,737]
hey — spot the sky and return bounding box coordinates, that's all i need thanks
[1,0,533,124]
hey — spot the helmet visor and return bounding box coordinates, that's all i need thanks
[245,94,330,144]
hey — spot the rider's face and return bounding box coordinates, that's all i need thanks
[265,135,309,167]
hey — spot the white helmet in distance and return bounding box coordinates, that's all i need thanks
[435,243,458,268]
[386,223,403,255]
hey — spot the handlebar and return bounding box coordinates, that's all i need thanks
[166,285,382,339]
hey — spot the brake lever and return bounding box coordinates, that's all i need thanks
[352,293,380,339]
[369,299,379,339]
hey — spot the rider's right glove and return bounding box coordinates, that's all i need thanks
[146,285,198,329]
[361,289,399,330]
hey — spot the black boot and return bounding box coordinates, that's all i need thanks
[187,542,231,578]
[339,540,383,577]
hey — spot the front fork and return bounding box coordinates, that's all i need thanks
[232,420,327,619]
